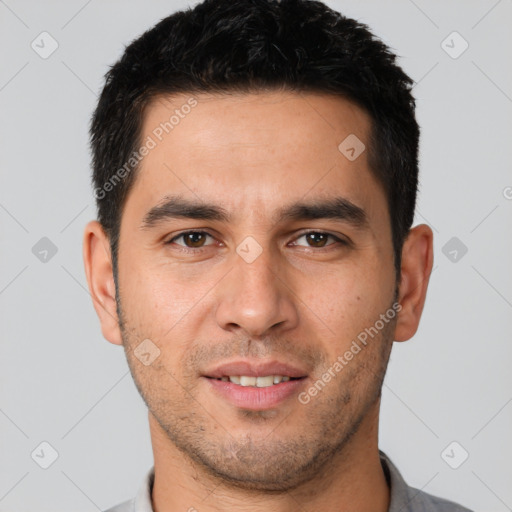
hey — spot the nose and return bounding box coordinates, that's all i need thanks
[214,246,299,338]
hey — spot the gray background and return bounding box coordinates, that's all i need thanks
[1,0,511,510]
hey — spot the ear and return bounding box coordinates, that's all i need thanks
[394,224,434,342]
[82,220,123,345]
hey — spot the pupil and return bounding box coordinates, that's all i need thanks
[186,233,204,247]
[307,233,326,247]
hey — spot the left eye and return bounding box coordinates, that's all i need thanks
[166,230,342,250]
[292,231,341,248]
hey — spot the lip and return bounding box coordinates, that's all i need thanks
[203,376,307,410]
[203,360,309,379]
[201,359,309,411]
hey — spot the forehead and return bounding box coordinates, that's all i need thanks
[124,90,387,229]
[143,90,371,161]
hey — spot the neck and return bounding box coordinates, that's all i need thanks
[149,403,390,512]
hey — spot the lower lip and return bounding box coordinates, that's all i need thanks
[203,377,307,410]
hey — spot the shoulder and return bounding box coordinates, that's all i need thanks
[379,450,474,512]
[102,465,154,512]
[102,498,134,512]
[406,486,474,512]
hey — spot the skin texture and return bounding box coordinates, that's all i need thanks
[83,91,433,512]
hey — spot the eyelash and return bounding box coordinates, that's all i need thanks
[165,230,348,253]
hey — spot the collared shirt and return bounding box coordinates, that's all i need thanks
[103,450,473,512]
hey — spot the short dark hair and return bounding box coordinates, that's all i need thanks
[90,0,419,284]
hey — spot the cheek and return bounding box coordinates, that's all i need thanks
[296,261,392,339]
[122,261,216,341]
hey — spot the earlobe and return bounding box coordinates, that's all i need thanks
[82,220,123,345]
[394,224,434,342]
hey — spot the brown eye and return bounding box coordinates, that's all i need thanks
[293,231,342,248]
[306,232,329,247]
[167,231,214,248]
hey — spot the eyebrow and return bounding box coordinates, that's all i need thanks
[140,194,368,230]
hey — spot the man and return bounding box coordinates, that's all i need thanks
[83,0,473,510]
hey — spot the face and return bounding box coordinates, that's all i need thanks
[114,91,399,490]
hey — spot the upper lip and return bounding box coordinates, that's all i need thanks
[203,360,309,379]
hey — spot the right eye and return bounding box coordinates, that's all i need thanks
[165,230,216,250]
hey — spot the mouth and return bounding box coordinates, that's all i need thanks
[201,360,309,410]
[203,359,309,381]
[206,375,304,387]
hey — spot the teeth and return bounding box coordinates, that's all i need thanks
[240,376,257,386]
[222,375,293,387]
[256,376,274,387]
